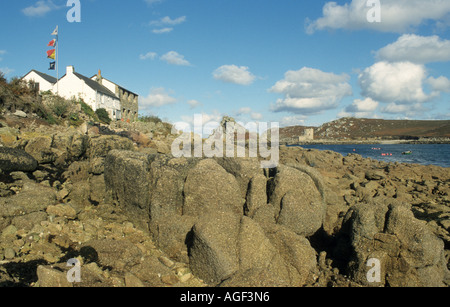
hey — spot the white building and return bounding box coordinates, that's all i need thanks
[21,66,141,121]
[56,66,121,120]
[91,71,139,122]
[21,70,57,93]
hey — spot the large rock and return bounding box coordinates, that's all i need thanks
[104,152,322,287]
[104,150,152,227]
[343,199,449,287]
[0,180,57,217]
[188,210,241,285]
[24,136,56,164]
[183,159,244,216]
[268,165,326,237]
[215,157,264,199]
[189,211,318,287]
[37,266,73,288]
[278,190,327,237]
[88,135,134,158]
[238,216,278,273]
[52,130,89,161]
[105,153,199,261]
[0,127,19,146]
[0,147,38,172]
[264,224,319,286]
[80,239,143,271]
[245,173,268,217]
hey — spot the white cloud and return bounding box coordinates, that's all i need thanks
[306,0,450,34]
[139,52,158,60]
[234,107,263,121]
[179,112,224,136]
[140,87,177,109]
[381,102,428,116]
[150,16,186,26]
[358,61,450,117]
[236,107,252,115]
[144,0,164,6]
[427,76,450,93]
[187,99,202,109]
[359,61,432,104]
[213,65,256,86]
[279,115,307,127]
[149,16,186,34]
[347,97,379,112]
[250,113,263,121]
[377,34,450,64]
[22,0,61,17]
[160,51,191,66]
[270,67,352,114]
[339,97,379,118]
[152,28,173,34]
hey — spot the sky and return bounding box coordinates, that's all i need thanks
[1,0,450,128]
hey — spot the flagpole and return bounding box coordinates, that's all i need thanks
[56,25,59,95]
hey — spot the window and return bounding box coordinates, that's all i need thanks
[31,82,40,92]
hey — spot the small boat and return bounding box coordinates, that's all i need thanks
[402,151,412,155]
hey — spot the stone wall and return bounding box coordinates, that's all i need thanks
[117,87,138,122]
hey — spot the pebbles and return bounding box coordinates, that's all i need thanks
[3,248,15,260]
[0,198,206,287]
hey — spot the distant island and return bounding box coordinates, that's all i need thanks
[280,117,450,145]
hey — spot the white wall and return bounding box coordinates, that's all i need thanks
[100,78,117,95]
[56,66,96,106]
[22,71,54,92]
[55,66,121,120]
[96,91,121,120]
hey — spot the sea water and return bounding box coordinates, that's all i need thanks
[288,144,450,168]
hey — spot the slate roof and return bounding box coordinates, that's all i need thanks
[25,70,57,84]
[73,72,117,98]
[23,69,120,99]
[91,75,139,97]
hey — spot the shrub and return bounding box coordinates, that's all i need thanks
[138,115,162,124]
[69,113,83,127]
[50,96,70,118]
[0,71,6,85]
[35,103,58,125]
[9,77,33,96]
[95,108,111,125]
[77,99,96,118]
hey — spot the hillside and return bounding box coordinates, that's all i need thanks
[281,117,450,141]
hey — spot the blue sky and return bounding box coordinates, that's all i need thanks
[1,0,450,127]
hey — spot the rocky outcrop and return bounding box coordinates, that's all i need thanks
[1,113,449,287]
[341,199,449,287]
[103,151,333,286]
[101,145,450,287]
[0,147,38,172]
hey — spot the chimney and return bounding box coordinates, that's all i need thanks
[67,66,75,75]
[97,69,102,84]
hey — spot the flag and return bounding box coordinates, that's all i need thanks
[48,39,56,47]
[51,26,58,36]
[49,62,55,70]
[47,49,56,60]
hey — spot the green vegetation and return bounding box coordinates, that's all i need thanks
[138,115,162,124]
[49,96,70,118]
[68,112,83,127]
[0,72,113,127]
[77,99,96,119]
[95,108,111,125]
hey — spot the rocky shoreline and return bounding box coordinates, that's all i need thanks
[283,139,450,146]
[1,113,449,287]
